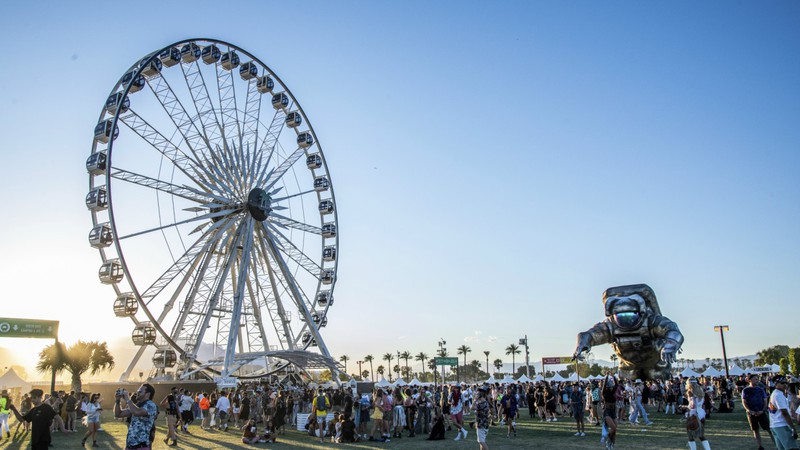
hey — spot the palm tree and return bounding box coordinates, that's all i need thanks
[493,358,503,375]
[383,353,394,381]
[364,355,375,380]
[505,344,521,374]
[610,354,618,370]
[457,345,471,381]
[339,354,349,375]
[37,340,115,393]
[415,352,429,377]
[376,365,385,379]
[483,351,490,373]
[400,351,412,376]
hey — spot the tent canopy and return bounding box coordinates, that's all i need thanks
[701,367,721,377]
[375,378,391,388]
[0,368,31,392]
[727,365,745,376]
[516,374,532,383]
[680,367,701,378]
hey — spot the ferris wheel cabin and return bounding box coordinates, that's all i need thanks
[285,111,302,128]
[317,291,333,307]
[256,75,274,93]
[318,199,334,214]
[321,223,336,238]
[314,176,330,192]
[221,51,240,70]
[306,154,322,169]
[322,246,337,261]
[321,269,336,285]
[201,44,220,64]
[311,313,328,327]
[297,132,314,148]
[240,62,258,80]
[85,186,108,211]
[152,348,177,368]
[180,43,201,63]
[88,223,113,248]
[132,322,157,346]
[104,92,130,115]
[86,151,107,176]
[158,47,180,67]
[94,120,119,144]
[139,58,162,77]
[113,293,138,317]
[121,70,145,93]
[302,332,317,347]
[98,259,123,284]
[271,92,289,110]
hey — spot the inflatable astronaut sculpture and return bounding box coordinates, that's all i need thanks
[573,284,684,380]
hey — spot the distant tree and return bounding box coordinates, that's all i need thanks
[339,355,349,375]
[483,351,490,373]
[415,352,429,377]
[610,354,618,369]
[383,354,395,381]
[376,365,385,378]
[780,358,789,375]
[364,355,375,380]
[493,359,503,375]
[755,345,790,366]
[457,345,471,381]
[788,348,800,375]
[400,351,412,375]
[37,341,115,393]
[505,344,521,375]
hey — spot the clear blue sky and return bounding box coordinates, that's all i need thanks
[0,1,797,379]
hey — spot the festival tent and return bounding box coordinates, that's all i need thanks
[393,378,407,387]
[532,374,544,382]
[680,367,701,378]
[408,378,423,386]
[701,367,722,377]
[771,364,780,373]
[516,374,532,383]
[501,375,516,384]
[485,376,497,384]
[0,368,31,393]
[727,365,745,376]
[547,373,566,382]
[375,378,391,388]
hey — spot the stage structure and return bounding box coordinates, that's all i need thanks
[85,39,340,381]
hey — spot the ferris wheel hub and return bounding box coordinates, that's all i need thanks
[247,187,271,222]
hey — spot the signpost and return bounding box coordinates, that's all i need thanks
[541,356,572,378]
[434,357,458,366]
[0,317,60,394]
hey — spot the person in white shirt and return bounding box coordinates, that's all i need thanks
[768,376,798,450]
[215,392,232,431]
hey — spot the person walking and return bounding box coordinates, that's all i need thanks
[629,380,653,426]
[449,385,468,441]
[685,379,711,450]
[601,375,619,450]
[570,382,586,437]
[81,393,102,447]
[472,386,490,450]
[742,374,772,450]
[0,390,11,439]
[160,393,179,446]
[768,376,799,450]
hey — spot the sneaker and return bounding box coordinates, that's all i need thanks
[644,421,653,426]
[575,432,582,436]
[454,432,462,441]
[580,432,586,436]
[462,429,468,439]
[552,417,558,422]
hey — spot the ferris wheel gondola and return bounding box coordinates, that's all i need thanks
[86,39,339,380]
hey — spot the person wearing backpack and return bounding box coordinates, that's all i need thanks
[312,389,330,443]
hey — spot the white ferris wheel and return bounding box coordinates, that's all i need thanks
[85,39,339,381]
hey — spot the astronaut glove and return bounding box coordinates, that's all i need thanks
[573,335,592,361]
[660,345,678,364]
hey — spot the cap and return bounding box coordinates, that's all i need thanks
[773,375,788,384]
[635,379,643,384]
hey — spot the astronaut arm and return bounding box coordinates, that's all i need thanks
[573,321,612,360]
[651,315,684,363]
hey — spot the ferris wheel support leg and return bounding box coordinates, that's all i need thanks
[120,345,149,382]
[222,218,255,377]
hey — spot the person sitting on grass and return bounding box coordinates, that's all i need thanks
[241,418,275,445]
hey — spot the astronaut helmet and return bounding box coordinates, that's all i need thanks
[605,294,647,330]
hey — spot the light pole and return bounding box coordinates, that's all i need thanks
[438,339,447,387]
[519,335,531,378]
[397,351,401,381]
[714,325,730,378]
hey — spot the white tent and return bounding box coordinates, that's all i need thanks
[680,367,701,378]
[501,375,516,384]
[0,368,31,393]
[516,374,532,383]
[485,376,497,384]
[701,367,722,377]
[547,373,566,382]
[727,365,745,376]
[393,378,407,387]
[375,378,391,388]
[771,364,780,373]
[408,378,423,386]
[533,374,544,382]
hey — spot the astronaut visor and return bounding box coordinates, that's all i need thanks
[612,311,642,329]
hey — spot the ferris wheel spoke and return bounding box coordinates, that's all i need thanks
[117,207,240,241]
[263,146,306,191]
[140,217,237,306]
[145,73,214,166]
[243,274,270,353]
[253,109,287,183]
[262,222,321,276]
[241,77,262,158]
[180,60,224,153]
[222,217,255,375]
[268,213,322,234]
[118,109,207,187]
[169,246,218,348]
[254,236,298,350]
[216,49,243,150]
[109,167,223,205]
[271,188,317,203]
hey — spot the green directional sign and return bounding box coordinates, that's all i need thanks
[434,357,458,366]
[0,318,59,339]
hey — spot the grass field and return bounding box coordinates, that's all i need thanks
[1,408,762,449]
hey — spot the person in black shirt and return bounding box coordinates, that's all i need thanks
[601,375,619,450]
[9,389,65,450]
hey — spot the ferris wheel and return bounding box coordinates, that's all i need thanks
[85,38,339,380]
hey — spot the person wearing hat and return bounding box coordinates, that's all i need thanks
[8,389,61,450]
[742,374,772,450]
[629,379,653,426]
[768,376,798,450]
[685,378,711,450]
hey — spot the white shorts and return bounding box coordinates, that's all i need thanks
[477,427,488,443]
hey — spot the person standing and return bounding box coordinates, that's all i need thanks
[0,390,11,439]
[449,385,468,441]
[114,384,158,450]
[312,389,330,444]
[64,391,78,432]
[768,376,799,450]
[570,382,586,437]
[81,393,103,447]
[601,375,619,450]
[160,393,179,446]
[685,379,711,450]
[742,374,772,450]
[472,386,490,450]
[215,391,231,431]
[629,380,653,426]
[8,389,59,450]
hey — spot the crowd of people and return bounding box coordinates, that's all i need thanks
[0,371,798,449]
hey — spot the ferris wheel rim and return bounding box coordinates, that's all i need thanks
[89,38,339,377]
